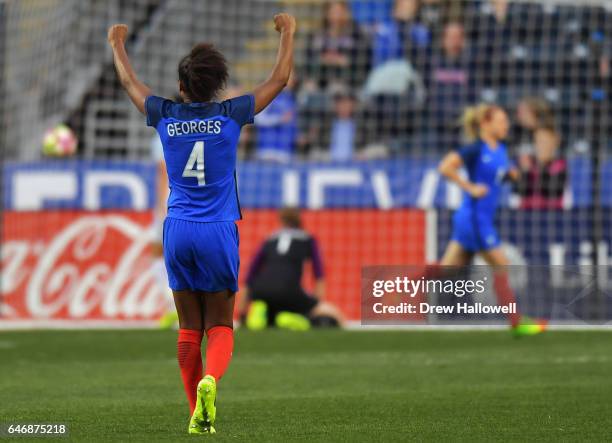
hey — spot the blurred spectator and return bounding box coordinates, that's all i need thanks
[471,0,513,57]
[420,0,453,28]
[254,72,298,163]
[423,21,475,139]
[516,97,555,132]
[329,91,358,161]
[302,90,365,160]
[304,1,372,91]
[361,61,425,154]
[490,0,509,24]
[427,0,466,28]
[466,0,542,89]
[515,127,567,210]
[371,0,432,67]
[350,0,393,25]
[363,59,425,100]
[514,97,555,150]
[469,0,545,49]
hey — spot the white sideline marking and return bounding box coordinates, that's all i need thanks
[0,320,611,331]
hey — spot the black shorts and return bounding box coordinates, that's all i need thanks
[250,288,318,318]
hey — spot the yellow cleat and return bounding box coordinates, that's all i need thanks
[512,316,548,338]
[158,310,179,329]
[275,311,311,331]
[188,375,217,434]
[246,300,268,331]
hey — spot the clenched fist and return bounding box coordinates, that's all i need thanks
[273,13,296,35]
[108,24,128,46]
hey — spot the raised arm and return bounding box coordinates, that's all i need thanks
[252,13,296,114]
[107,24,151,115]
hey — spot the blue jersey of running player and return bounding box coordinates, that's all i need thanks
[145,94,255,222]
[452,140,510,251]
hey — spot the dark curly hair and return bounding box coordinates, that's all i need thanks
[178,43,229,103]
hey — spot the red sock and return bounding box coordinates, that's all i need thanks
[177,329,203,414]
[204,326,234,381]
[493,274,520,327]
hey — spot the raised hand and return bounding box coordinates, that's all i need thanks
[107,24,128,47]
[273,13,296,35]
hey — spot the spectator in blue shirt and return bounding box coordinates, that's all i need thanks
[372,0,432,67]
[254,73,298,163]
[350,0,393,26]
[329,91,357,161]
[329,92,357,161]
[301,89,364,160]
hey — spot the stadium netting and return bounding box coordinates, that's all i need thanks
[1,0,611,325]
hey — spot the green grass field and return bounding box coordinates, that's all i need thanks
[1,329,611,442]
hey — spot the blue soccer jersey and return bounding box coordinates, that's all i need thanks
[451,140,510,251]
[146,94,255,222]
[456,140,510,220]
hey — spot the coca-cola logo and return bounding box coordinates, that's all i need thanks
[1,213,169,320]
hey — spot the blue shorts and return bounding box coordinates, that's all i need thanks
[451,210,500,253]
[163,217,239,292]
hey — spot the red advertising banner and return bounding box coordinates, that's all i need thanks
[1,211,168,325]
[1,210,426,325]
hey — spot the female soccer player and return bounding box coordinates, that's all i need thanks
[108,13,296,434]
[437,103,547,337]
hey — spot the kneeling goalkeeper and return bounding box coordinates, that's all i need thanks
[240,208,344,329]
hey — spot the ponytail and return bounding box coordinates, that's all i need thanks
[461,103,498,142]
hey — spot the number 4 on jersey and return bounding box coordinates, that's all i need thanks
[183,141,205,186]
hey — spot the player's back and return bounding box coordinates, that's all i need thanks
[146,94,254,222]
[457,140,509,217]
